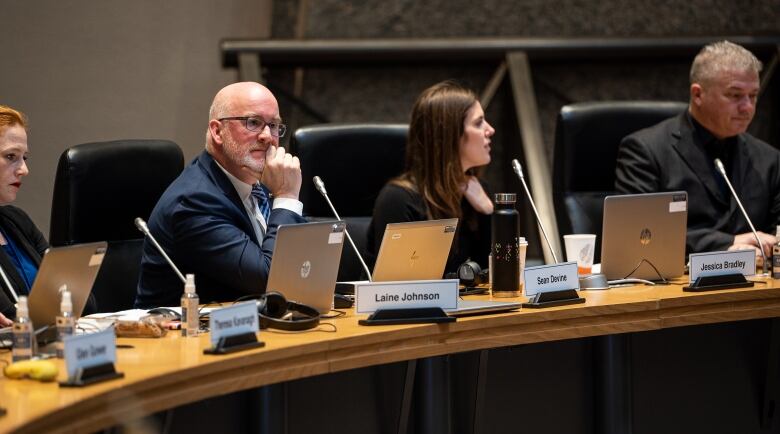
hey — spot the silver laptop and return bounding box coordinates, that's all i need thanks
[600,191,688,280]
[445,299,521,317]
[28,242,107,327]
[266,221,346,314]
[372,218,458,281]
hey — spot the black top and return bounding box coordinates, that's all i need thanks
[0,206,47,318]
[615,112,780,253]
[367,182,491,275]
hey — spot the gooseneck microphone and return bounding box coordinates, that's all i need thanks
[134,217,187,284]
[511,159,559,263]
[714,158,769,276]
[312,176,373,282]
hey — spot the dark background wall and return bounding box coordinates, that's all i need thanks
[267,0,780,259]
[0,0,271,237]
[1,0,779,259]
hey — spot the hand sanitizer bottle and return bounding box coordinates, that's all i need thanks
[12,296,34,361]
[181,274,199,337]
[56,288,75,358]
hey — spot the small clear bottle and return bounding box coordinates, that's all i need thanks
[181,274,199,337]
[772,225,780,279]
[12,296,35,361]
[56,288,75,358]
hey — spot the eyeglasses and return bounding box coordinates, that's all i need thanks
[218,116,287,137]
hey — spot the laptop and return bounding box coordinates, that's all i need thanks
[0,241,107,347]
[28,242,108,327]
[371,218,520,316]
[372,218,458,281]
[266,221,346,314]
[445,299,521,317]
[600,191,688,280]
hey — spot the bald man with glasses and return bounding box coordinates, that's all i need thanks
[136,82,306,308]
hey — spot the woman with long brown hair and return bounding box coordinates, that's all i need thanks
[368,80,495,274]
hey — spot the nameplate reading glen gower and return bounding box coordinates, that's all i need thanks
[64,328,117,379]
[209,301,259,346]
[355,279,459,314]
[524,262,579,297]
[689,249,756,283]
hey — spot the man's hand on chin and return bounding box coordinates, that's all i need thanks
[260,145,302,200]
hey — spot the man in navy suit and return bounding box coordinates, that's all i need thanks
[615,41,780,262]
[136,82,306,308]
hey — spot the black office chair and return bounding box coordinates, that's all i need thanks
[552,101,688,262]
[50,139,184,312]
[291,123,408,281]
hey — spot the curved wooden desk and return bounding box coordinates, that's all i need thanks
[2,279,780,434]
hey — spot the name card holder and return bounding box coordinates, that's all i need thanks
[358,307,455,326]
[204,332,265,355]
[684,250,756,292]
[683,274,754,292]
[60,362,124,388]
[355,279,459,325]
[204,301,264,355]
[522,289,585,308]
[59,329,124,388]
[522,262,585,308]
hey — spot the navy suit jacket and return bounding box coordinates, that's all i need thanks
[615,112,780,254]
[135,151,306,308]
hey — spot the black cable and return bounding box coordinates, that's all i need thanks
[622,258,669,284]
[459,287,488,296]
[320,310,346,319]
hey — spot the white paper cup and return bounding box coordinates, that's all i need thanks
[518,237,528,291]
[564,234,596,275]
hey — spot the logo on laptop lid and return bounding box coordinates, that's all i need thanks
[300,260,311,278]
[640,228,652,245]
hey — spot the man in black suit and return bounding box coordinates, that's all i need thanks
[136,82,306,308]
[615,41,780,261]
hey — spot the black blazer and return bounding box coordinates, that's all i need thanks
[0,206,48,318]
[615,112,780,254]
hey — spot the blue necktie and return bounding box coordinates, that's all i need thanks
[251,184,271,223]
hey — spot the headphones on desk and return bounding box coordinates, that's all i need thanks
[256,291,321,331]
[457,260,489,287]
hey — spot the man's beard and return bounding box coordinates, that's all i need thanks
[223,134,265,176]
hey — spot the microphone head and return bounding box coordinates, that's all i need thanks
[511,159,524,178]
[134,217,148,233]
[313,176,327,195]
[714,158,726,175]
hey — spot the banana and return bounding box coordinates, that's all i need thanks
[4,360,58,382]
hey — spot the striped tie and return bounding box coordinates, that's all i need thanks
[251,184,271,223]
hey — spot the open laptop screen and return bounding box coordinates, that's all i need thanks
[372,218,458,282]
[600,191,687,280]
[28,242,107,327]
[266,221,345,314]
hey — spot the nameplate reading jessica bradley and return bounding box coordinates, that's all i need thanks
[689,249,755,282]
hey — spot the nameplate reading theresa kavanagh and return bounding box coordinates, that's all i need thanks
[209,301,259,346]
[524,262,580,297]
[355,279,459,314]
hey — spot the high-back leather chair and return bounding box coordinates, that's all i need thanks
[50,139,184,312]
[553,101,688,262]
[291,124,407,281]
